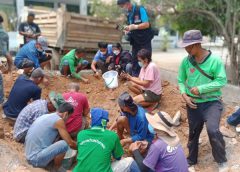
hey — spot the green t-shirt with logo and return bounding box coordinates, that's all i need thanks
[178,52,227,103]
[73,127,124,172]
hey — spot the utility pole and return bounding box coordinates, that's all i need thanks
[79,0,87,15]
[16,0,25,17]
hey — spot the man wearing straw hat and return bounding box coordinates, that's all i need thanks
[178,30,228,171]
[128,111,188,172]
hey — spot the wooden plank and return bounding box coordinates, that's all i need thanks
[68,20,116,29]
[67,23,120,35]
[66,37,121,43]
[67,31,120,39]
[36,19,57,24]
[69,13,118,25]
[35,14,57,20]
[67,33,120,40]
[38,24,57,28]
[64,42,98,49]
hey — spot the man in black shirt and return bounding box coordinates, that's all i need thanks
[19,12,41,44]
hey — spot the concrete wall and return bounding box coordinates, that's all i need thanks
[159,68,240,106]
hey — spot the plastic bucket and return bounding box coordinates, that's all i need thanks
[62,148,77,170]
[102,70,118,89]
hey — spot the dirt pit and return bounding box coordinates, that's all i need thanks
[0,71,240,172]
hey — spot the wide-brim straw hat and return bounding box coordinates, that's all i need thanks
[146,111,180,147]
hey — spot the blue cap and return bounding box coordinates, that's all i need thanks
[91,108,109,127]
[37,36,48,51]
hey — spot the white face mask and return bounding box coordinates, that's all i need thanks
[138,61,144,67]
[113,50,120,56]
[37,48,43,52]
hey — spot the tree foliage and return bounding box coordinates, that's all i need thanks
[146,0,240,84]
[89,0,122,20]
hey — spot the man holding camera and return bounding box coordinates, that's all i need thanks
[117,0,154,77]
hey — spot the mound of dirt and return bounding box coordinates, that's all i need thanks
[0,71,239,172]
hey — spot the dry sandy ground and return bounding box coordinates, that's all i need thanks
[0,71,239,172]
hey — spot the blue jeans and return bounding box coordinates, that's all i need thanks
[29,140,69,167]
[0,74,4,104]
[227,108,240,126]
[129,160,141,172]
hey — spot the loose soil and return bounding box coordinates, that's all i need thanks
[0,71,239,172]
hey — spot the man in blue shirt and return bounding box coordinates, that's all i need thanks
[110,92,154,146]
[2,68,45,120]
[117,0,154,77]
[91,42,113,76]
[14,36,51,75]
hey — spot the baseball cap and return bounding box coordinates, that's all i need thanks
[49,91,66,109]
[37,36,48,51]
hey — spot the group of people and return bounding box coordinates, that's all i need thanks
[0,0,237,172]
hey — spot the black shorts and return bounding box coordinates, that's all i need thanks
[142,90,161,102]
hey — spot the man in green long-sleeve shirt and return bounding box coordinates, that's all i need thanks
[178,30,228,172]
[60,48,89,83]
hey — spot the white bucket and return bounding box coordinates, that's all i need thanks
[102,70,118,89]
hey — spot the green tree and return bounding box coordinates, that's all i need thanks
[89,0,122,20]
[148,0,240,85]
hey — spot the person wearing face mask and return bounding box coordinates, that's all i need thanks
[117,0,154,77]
[108,43,132,75]
[19,12,41,45]
[178,30,228,172]
[14,36,51,75]
[91,42,114,76]
[110,92,154,147]
[24,102,76,171]
[59,48,89,83]
[121,49,162,111]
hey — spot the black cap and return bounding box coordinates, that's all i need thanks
[28,12,35,17]
[118,92,137,111]
[117,0,130,5]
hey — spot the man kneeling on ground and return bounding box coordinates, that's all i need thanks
[128,111,188,172]
[121,49,162,110]
[59,48,89,83]
[2,68,45,120]
[14,91,65,143]
[25,102,76,171]
[110,92,154,146]
[63,83,90,138]
[73,108,124,172]
[14,36,51,74]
